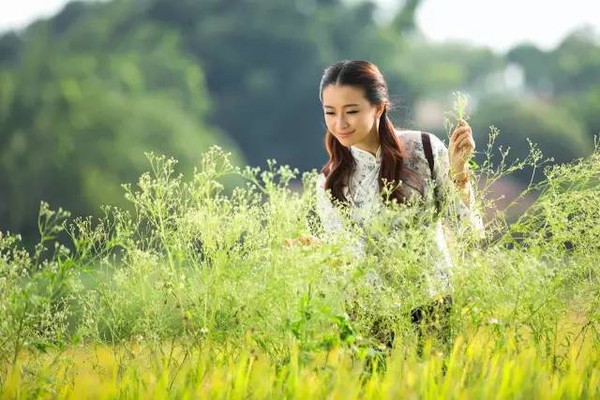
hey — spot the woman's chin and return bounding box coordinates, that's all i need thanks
[336,136,355,147]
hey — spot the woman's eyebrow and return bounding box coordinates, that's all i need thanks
[323,104,360,108]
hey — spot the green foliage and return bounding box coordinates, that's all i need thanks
[389,40,503,98]
[153,0,401,169]
[508,28,600,95]
[0,20,242,239]
[0,1,599,394]
[2,0,599,243]
[0,139,599,396]
[443,91,471,137]
[507,145,600,256]
[0,0,426,240]
[470,97,591,183]
[0,203,75,365]
[561,86,600,139]
[505,29,600,160]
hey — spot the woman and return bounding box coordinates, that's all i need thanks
[315,60,484,346]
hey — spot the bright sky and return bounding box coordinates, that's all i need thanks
[0,0,72,31]
[1,0,598,53]
[404,0,598,52]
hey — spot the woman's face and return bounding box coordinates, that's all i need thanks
[321,84,383,154]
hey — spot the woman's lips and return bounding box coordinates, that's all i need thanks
[337,130,355,137]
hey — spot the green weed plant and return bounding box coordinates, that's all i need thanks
[1,127,599,398]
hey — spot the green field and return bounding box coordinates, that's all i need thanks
[1,145,599,399]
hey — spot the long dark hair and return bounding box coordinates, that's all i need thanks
[319,60,424,204]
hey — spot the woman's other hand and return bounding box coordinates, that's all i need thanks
[284,235,320,247]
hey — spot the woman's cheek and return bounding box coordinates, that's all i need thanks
[324,117,333,132]
[327,122,335,133]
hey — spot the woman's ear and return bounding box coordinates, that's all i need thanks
[376,103,385,120]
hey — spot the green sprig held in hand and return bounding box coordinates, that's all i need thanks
[444,91,478,171]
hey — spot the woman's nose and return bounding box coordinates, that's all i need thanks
[336,116,349,129]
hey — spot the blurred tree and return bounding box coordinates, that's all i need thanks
[508,28,600,96]
[390,40,503,95]
[0,22,241,240]
[2,0,599,239]
[142,0,420,170]
[561,87,600,141]
[551,28,600,94]
[470,97,591,183]
[390,0,421,34]
[507,28,600,146]
[0,32,22,66]
[506,44,554,95]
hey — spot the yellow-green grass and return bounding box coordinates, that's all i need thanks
[2,145,600,399]
[3,321,598,399]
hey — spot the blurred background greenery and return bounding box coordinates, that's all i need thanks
[1,0,599,244]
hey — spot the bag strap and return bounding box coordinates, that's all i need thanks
[421,132,440,214]
[421,131,435,179]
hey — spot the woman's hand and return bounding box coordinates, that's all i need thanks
[284,235,320,247]
[449,119,475,186]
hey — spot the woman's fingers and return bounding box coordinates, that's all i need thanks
[455,133,475,151]
[451,128,472,152]
[450,128,471,150]
[285,235,320,247]
[450,126,475,165]
[451,125,471,140]
[455,137,475,157]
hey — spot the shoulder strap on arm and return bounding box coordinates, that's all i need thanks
[421,131,441,215]
[421,131,435,179]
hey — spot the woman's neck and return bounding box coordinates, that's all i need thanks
[352,133,380,156]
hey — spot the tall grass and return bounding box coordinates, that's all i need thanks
[1,133,599,398]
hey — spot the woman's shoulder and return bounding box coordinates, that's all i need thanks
[394,129,422,141]
[395,129,447,153]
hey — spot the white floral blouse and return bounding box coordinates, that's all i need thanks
[315,129,484,294]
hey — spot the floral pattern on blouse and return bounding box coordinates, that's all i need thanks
[315,129,484,295]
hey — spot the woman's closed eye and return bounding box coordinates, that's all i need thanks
[325,110,359,115]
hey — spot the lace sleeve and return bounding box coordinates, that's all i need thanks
[429,134,485,237]
[315,173,344,234]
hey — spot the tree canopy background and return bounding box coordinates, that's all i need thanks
[1,0,599,243]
